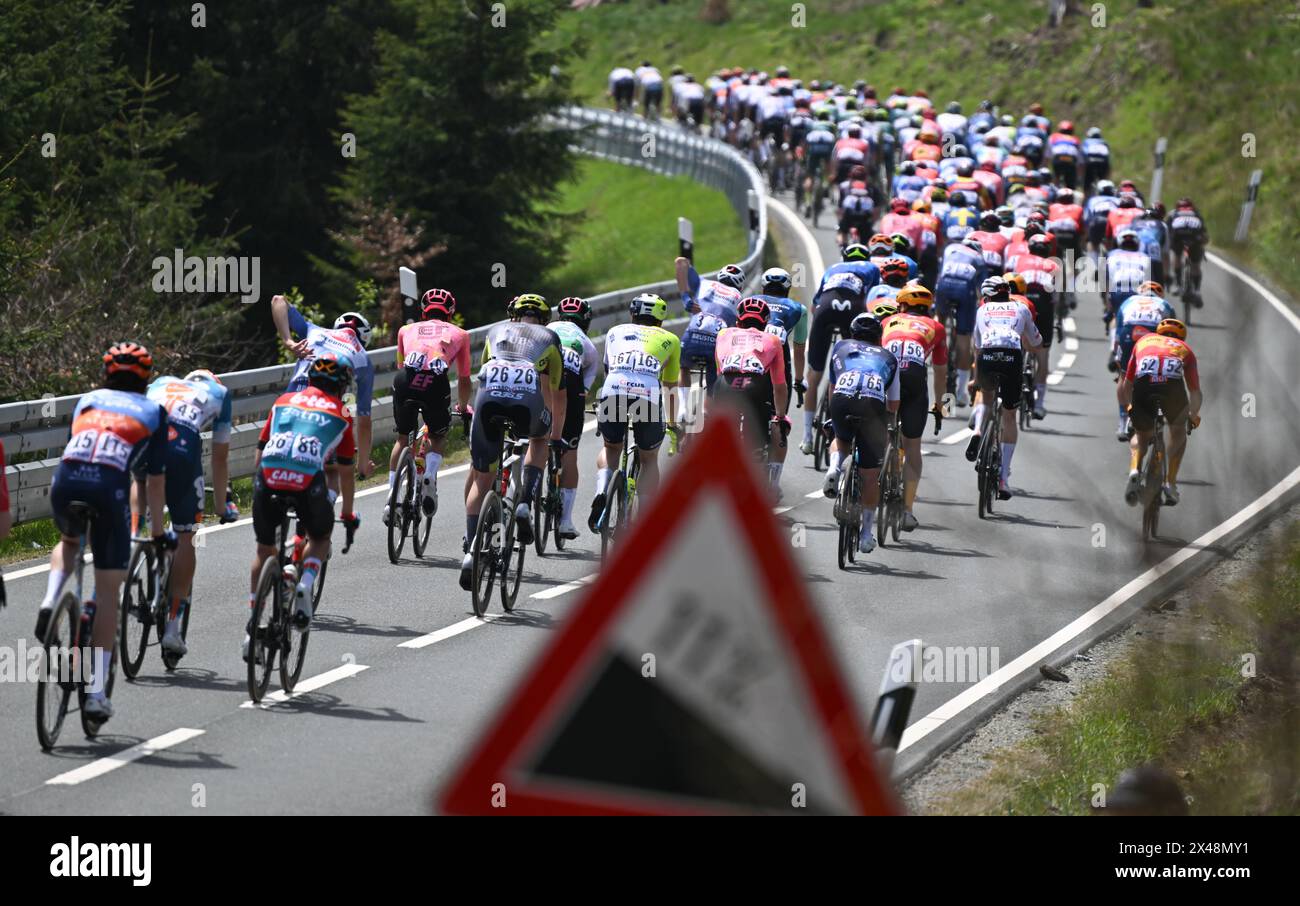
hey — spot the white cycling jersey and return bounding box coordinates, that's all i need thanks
[973,300,1042,351]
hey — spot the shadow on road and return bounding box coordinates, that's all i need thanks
[311,613,423,639]
[126,667,245,694]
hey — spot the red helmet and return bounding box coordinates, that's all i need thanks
[891,197,910,212]
[557,296,592,325]
[1028,102,1044,115]
[1177,197,1195,209]
[736,297,771,328]
[1057,120,1074,134]
[421,288,456,319]
[103,342,153,381]
[880,256,909,282]
[1027,234,1053,256]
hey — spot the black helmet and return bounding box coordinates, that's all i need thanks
[849,312,883,344]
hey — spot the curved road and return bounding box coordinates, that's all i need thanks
[0,194,1296,814]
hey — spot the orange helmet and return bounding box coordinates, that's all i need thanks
[1003,273,1028,295]
[1137,280,1165,298]
[103,342,153,381]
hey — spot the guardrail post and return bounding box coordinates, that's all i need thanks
[1150,137,1167,206]
[1234,169,1263,243]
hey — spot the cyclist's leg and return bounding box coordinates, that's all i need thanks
[417,373,453,488]
[856,401,887,543]
[295,474,335,619]
[954,289,977,404]
[85,480,131,703]
[803,301,839,447]
[42,467,90,621]
[559,382,585,534]
[897,366,928,519]
[1160,383,1191,495]
[1125,379,1158,499]
[465,394,505,543]
[388,369,417,484]
[591,391,626,530]
[630,397,667,500]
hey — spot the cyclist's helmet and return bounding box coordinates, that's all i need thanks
[1027,233,1053,256]
[1120,179,1138,191]
[103,342,153,381]
[930,185,949,203]
[891,197,910,213]
[1028,102,1044,115]
[1003,273,1028,295]
[842,243,870,262]
[420,288,456,319]
[1000,114,1015,127]
[509,293,550,319]
[1055,187,1075,204]
[1086,126,1103,138]
[996,205,1015,226]
[334,312,372,347]
[1155,318,1187,340]
[1023,220,1044,239]
[557,296,593,328]
[775,65,790,78]
[628,292,667,322]
[1151,202,1167,220]
[848,312,884,344]
[183,368,222,385]
[950,190,968,208]
[1117,228,1139,250]
[980,276,1010,300]
[979,211,1001,231]
[890,233,914,256]
[736,297,771,328]
[912,198,931,213]
[717,263,746,289]
[868,233,894,255]
[1118,194,1137,208]
[946,101,962,114]
[1137,281,1165,298]
[306,355,353,396]
[896,282,934,312]
[1176,197,1195,209]
[1058,120,1074,134]
[898,161,916,176]
[880,256,909,283]
[761,267,792,293]
[956,161,974,177]
[1096,179,1116,196]
[962,235,984,253]
[952,143,970,159]
[869,298,900,320]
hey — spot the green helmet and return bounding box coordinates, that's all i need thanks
[629,292,667,322]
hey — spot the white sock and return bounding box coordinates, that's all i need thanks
[1035,384,1046,406]
[42,568,66,610]
[768,462,783,484]
[89,648,113,696]
[804,409,816,434]
[561,488,577,524]
[387,470,396,489]
[1001,442,1015,481]
[862,510,875,534]
[676,387,689,413]
[423,452,443,483]
[595,468,612,496]
[972,403,987,433]
[828,450,844,474]
[957,369,971,400]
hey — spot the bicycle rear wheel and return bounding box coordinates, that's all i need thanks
[471,492,502,617]
[119,542,155,679]
[386,452,413,563]
[533,466,549,556]
[1141,443,1164,541]
[813,394,831,471]
[600,471,623,562]
[847,470,860,563]
[35,592,78,750]
[551,466,567,552]
[889,458,903,544]
[502,511,526,612]
[280,592,310,694]
[247,556,280,703]
[411,495,433,559]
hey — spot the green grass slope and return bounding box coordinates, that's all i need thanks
[558,0,1299,293]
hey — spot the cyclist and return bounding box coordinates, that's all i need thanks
[941,191,980,244]
[1167,198,1208,304]
[1017,233,1063,419]
[462,294,565,588]
[965,278,1044,500]
[676,259,744,415]
[1105,193,1144,248]
[934,235,989,407]
[135,367,236,660]
[1048,120,1082,188]
[38,343,170,724]
[1132,205,1170,285]
[1084,179,1119,262]
[1119,319,1201,507]
[880,197,923,253]
[608,66,635,113]
[882,283,948,529]
[802,244,879,452]
[587,293,681,532]
[387,288,471,524]
[271,294,376,482]
[802,118,838,214]
[549,297,599,540]
[1047,187,1085,285]
[1082,126,1111,191]
[250,356,359,646]
[1112,281,1175,438]
[715,298,789,466]
[635,61,663,118]
[1105,229,1153,328]
[968,210,1011,272]
[832,123,871,186]
[866,256,911,306]
[837,177,876,246]
[748,268,808,496]
[821,313,900,555]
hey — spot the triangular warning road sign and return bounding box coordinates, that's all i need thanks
[438,414,899,815]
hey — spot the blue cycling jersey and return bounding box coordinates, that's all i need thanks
[828,340,900,403]
[285,305,376,417]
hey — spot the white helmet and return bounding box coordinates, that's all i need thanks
[334,312,372,348]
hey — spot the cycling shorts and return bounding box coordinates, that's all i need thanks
[560,375,587,447]
[935,279,978,335]
[595,393,666,451]
[828,394,889,469]
[393,367,452,439]
[976,348,1025,411]
[252,470,334,547]
[1029,292,1056,350]
[1129,378,1189,434]
[1170,236,1205,264]
[680,335,720,391]
[164,429,206,532]
[809,291,866,372]
[50,463,132,570]
[471,390,552,472]
[897,364,930,439]
[716,373,775,455]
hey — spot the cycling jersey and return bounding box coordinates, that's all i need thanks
[1115,294,1176,355]
[1106,206,1144,242]
[814,262,879,307]
[715,327,787,384]
[973,299,1042,351]
[867,284,901,304]
[883,314,948,369]
[61,388,169,476]
[805,125,836,161]
[828,339,900,404]
[943,207,980,243]
[148,375,233,444]
[1106,249,1152,301]
[1124,333,1199,391]
[396,319,471,378]
[257,386,356,492]
[284,306,375,416]
[549,321,599,391]
[600,323,681,404]
[749,294,808,348]
[481,320,564,395]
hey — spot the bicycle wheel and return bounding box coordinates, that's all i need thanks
[1141,441,1164,541]
[247,556,280,703]
[79,607,117,739]
[119,542,155,679]
[502,509,526,612]
[889,457,904,544]
[600,471,623,562]
[847,469,860,563]
[977,436,994,520]
[551,467,567,552]
[533,466,549,557]
[471,492,502,617]
[411,485,434,559]
[386,451,413,563]
[311,555,328,613]
[280,586,310,694]
[813,394,831,472]
[35,591,78,750]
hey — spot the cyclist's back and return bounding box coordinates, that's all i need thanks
[284,305,376,417]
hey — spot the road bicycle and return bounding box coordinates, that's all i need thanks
[534,439,573,555]
[1018,350,1038,430]
[469,418,528,616]
[119,531,185,677]
[1173,247,1204,325]
[35,505,119,749]
[386,424,434,564]
[246,497,356,702]
[667,357,710,457]
[974,369,1011,520]
[876,416,905,547]
[594,406,643,563]
[810,328,841,472]
[830,416,863,570]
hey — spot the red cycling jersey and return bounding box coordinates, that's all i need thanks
[1125,333,1200,391]
[883,313,949,368]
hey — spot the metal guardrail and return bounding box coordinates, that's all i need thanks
[2,108,767,525]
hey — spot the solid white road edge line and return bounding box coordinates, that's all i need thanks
[46,727,205,786]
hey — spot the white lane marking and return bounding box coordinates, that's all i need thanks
[806,488,824,499]
[399,614,504,648]
[1046,372,1065,386]
[940,428,974,445]
[1065,337,1079,352]
[774,506,794,515]
[766,195,827,278]
[1063,317,1077,333]
[239,663,368,708]
[46,727,205,786]
[1056,352,1076,370]
[531,573,598,600]
[1207,251,1300,333]
[900,462,1300,752]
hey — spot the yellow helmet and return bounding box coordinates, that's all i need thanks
[508,293,550,318]
[1156,318,1187,340]
[1003,272,1028,295]
[911,198,931,214]
[896,281,934,311]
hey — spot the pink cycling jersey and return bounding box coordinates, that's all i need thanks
[396,320,471,376]
[714,327,787,386]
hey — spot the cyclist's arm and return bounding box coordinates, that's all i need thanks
[548,378,566,442]
[272,295,312,355]
[211,441,230,519]
[144,411,168,535]
[886,368,901,415]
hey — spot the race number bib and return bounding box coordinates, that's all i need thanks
[404,351,449,375]
[721,352,763,375]
[1135,355,1183,381]
[561,347,584,374]
[886,338,926,365]
[822,271,864,295]
[766,323,789,343]
[483,362,538,391]
[611,349,661,377]
[62,429,132,471]
[168,398,206,432]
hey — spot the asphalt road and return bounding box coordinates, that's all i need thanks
[1,194,1296,814]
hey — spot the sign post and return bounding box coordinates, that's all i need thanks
[677,216,694,262]
[1150,137,1167,206]
[399,266,419,324]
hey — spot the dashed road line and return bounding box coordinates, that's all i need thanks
[46,728,205,786]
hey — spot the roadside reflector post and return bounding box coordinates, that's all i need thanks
[678,217,694,262]
[1234,169,1263,243]
[1150,137,1167,206]
[399,266,419,324]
